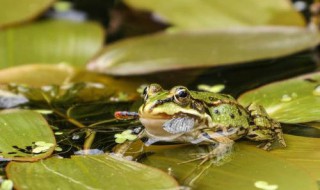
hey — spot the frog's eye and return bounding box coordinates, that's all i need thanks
[142,84,163,101]
[149,84,163,95]
[174,87,190,105]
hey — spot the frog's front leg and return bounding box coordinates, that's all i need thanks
[246,103,286,150]
[188,130,234,164]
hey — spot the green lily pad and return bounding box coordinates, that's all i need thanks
[0,109,56,161]
[125,0,305,30]
[142,135,318,190]
[0,20,104,68]
[268,135,320,181]
[238,71,320,123]
[6,155,179,190]
[88,27,320,75]
[0,0,55,28]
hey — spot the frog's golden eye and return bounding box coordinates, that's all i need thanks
[142,84,163,101]
[149,84,163,95]
[174,87,190,105]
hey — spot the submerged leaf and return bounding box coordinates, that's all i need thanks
[6,155,178,190]
[0,64,75,87]
[125,0,305,30]
[88,27,320,75]
[0,20,104,68]
[0,110,56,161]
[238,71,320,123]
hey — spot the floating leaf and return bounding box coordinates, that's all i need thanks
[238,71,320,123]
[6,155,178,190]
[0,0,55,28]
[0,179,13,190]
[142,135,318,190]
[0,110,56,161]
[0,20,104,68]
[115,130,137,143]
[88,27,320,75]
[125,0,305,30]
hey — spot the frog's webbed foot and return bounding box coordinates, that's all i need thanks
[246,103,286,150]
[182,131,234,165]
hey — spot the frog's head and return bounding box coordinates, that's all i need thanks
[139,84,207,138]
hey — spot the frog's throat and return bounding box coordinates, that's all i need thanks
[139,117,181,138]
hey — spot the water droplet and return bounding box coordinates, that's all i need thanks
[254,181,278,190]
[313,85,320,96]
[281,94,292,102]
[72,134,80,140]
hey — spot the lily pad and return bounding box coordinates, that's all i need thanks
[0,0,55,28]
[88,27,320,75]
[0,20,104,68]
[0,109,56,161]
[268,135,320,181]
[6,155,179,190]
[125,0,305,30]
[142,135,318,190]
[238,71,320,123]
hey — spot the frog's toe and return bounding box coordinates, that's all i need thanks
[257,135,286,150]
[257,141,273,151]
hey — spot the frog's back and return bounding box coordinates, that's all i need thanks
[190,90,251,132]
[189,91,237,104]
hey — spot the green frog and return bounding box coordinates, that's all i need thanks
[116,84,286,161]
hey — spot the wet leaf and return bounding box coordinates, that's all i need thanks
[6,155,179,190]
[125,0,305,30]
[0,20,104,68]
[142,135,318,190]
[0,0,55,28]
[88,27,319,75]
[0,110,56,161]
[238,71,320,123]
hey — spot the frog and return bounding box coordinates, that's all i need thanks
[115,83,286,162]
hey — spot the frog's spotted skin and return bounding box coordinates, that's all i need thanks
[135,84,286,162]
